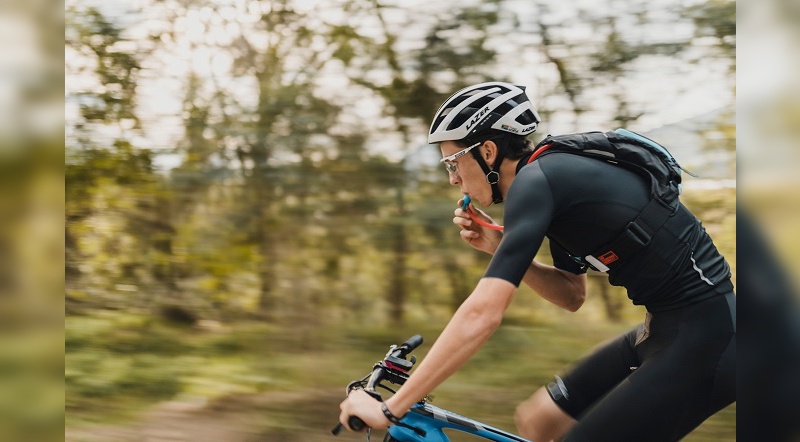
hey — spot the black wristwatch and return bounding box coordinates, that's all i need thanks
[381,402,404,424]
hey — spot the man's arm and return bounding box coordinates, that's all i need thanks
[338,277,516,429]
[454,205,586,311]
[384,277,516,417]
[520,261,586,312]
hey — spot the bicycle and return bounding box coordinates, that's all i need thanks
[332,335,530,442]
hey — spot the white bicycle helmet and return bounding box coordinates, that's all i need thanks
[428,82,541,144]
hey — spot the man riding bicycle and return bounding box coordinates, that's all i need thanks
[339,81,735,441]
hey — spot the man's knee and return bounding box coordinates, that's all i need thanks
[515,386,576,441]
[514,391,539,438]
[513,396,533,431]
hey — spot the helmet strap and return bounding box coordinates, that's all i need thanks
[469,143,505,204]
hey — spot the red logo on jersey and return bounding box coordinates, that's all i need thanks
[598,251,619,265]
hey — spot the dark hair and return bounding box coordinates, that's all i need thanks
[455,129,534,160]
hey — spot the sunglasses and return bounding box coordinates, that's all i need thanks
[440,141,481,175]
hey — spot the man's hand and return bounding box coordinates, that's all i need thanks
[454,198,503,255]
[338,389,390,431]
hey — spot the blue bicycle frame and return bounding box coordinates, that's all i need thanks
[387,402,530,442]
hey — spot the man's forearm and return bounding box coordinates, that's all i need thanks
[384,278,517,416]
[521,260,586,312]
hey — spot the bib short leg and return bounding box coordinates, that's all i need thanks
[548,292,735,442]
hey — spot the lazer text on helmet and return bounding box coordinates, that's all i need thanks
[466,106,491,131]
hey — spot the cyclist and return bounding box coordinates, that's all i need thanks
[339,81,735,441]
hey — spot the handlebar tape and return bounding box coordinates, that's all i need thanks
[402,335,423,352]
[391,335,423,359]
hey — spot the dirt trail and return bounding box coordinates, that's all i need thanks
[65,389,363,442]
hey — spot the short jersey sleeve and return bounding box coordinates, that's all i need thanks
[483,162,556,286]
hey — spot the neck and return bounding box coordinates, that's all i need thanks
[497,157,522,201]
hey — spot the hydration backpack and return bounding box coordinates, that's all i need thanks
[529,128,693,272]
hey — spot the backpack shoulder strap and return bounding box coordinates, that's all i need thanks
[584,196,676,272]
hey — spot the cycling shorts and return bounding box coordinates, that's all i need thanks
[547,285,735,442]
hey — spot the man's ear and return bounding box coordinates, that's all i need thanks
[482,140,499,167]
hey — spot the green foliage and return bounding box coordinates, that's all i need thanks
[66,6,141,126]
[65,0,736,321]
[0,331,64,442]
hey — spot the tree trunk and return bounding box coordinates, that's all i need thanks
[256,189,276,318]
[444,259,469,313]
[387,187,407,324]
[594,274,623,322]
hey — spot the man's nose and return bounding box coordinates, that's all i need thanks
[449,173,460,186]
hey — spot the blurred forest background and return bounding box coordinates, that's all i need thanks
[64,0,736,440]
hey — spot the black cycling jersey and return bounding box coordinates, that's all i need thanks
[482,149,736,440]
[484,152,732,312]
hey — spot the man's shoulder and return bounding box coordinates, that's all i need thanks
[525,150,615,177]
